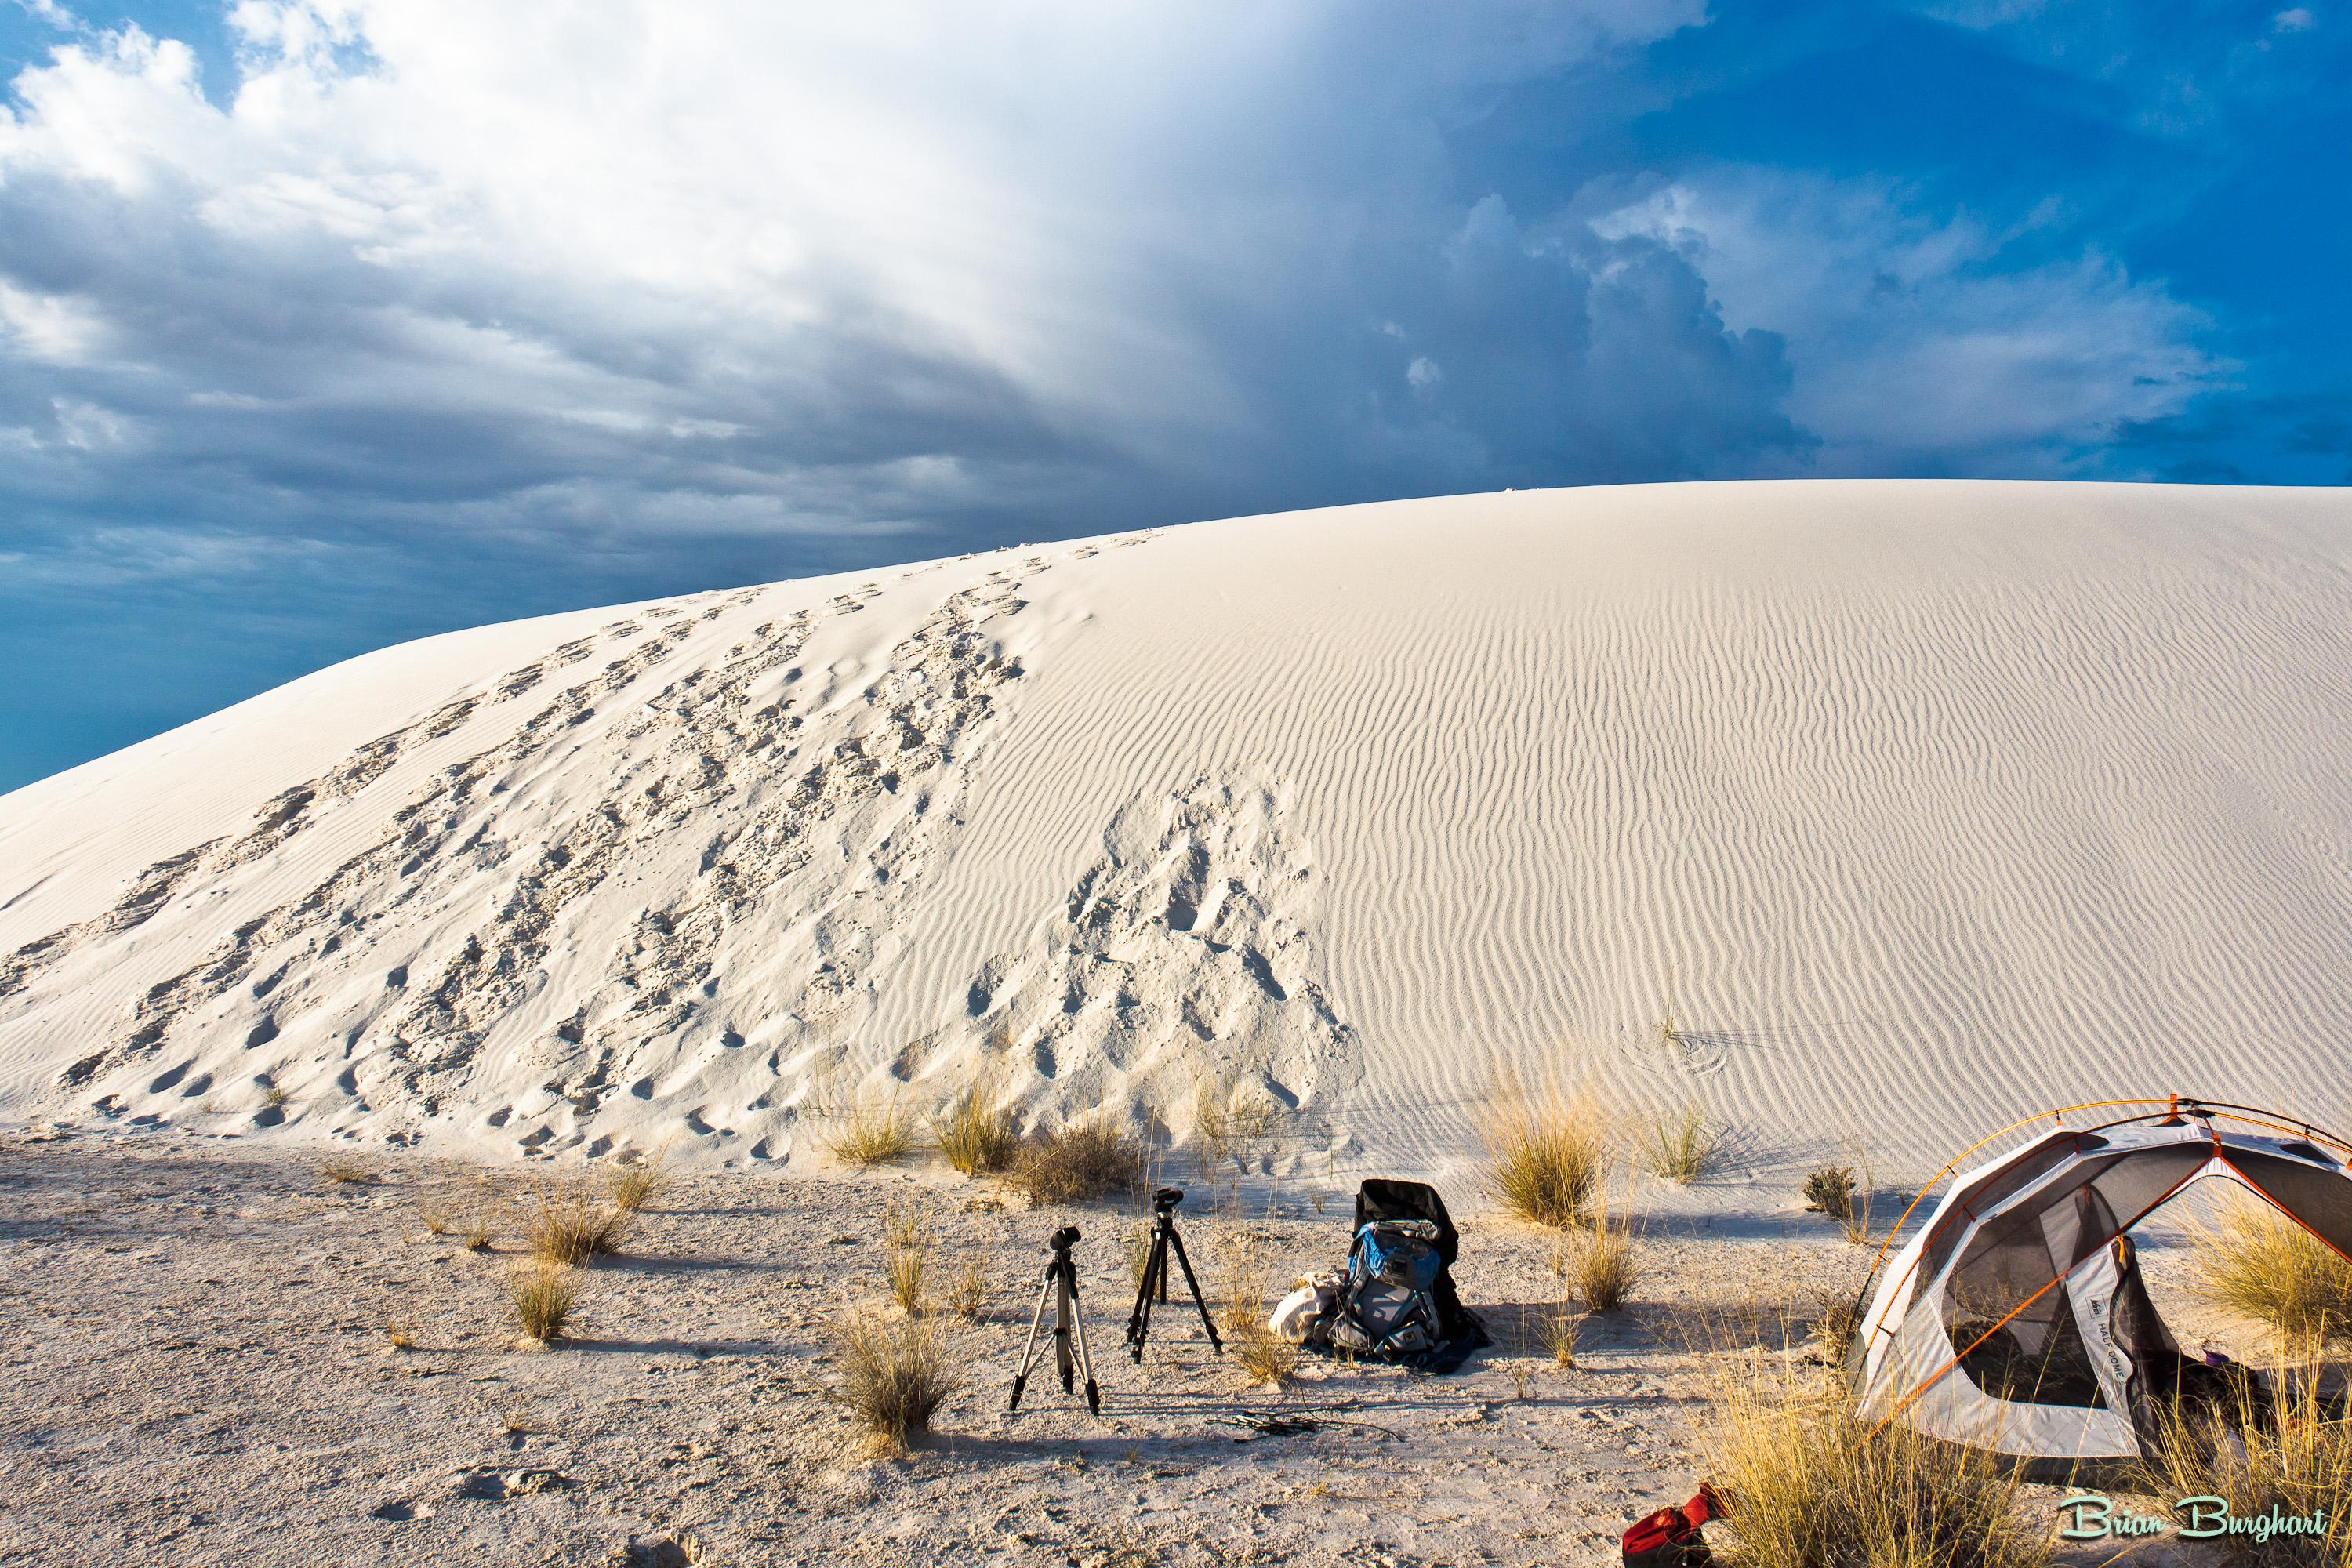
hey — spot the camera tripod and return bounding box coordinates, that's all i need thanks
[1008,1225,1102,1416]
[1123,1186,1223,1363]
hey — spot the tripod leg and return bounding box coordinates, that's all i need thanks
[1124,1232,1160,1350]
[1067,1270,1102,1417]
[1165,1227,1225,1353]
[1127,1234,1166,1360]
[1008,1266,1056,1410]
[1054,1269,1076,1393]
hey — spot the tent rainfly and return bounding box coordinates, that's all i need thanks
[1853,1098,2352,1463]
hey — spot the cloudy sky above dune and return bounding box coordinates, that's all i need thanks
[2,1,2347,789]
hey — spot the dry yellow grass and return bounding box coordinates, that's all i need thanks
[1567,1188,1641,1313]
[603,1146,673,1214]
[1638,1102,1714,1185]
[418,1200,453,1236]
[2187,1198,2352,1348]
[508,1263,577,1344]
[824,1305,965,1455]
[1475,1078,1604,1228]
[1702,1359,2052,1568]
[1010,1119,1144,1206]
[318,1154,374,1185]
[883,1196,934,1314]
[1535,1305,1581,1369]
[463,1210,495,1252]
[947,1251,987,1320]
[933,1062,1022,1175]
[1190,1068,1283,1178]
[525,1190,632,1266]
[823,1094,919,1168]
[2137,1354,2350,1568]
[1204,1232,1296,1389]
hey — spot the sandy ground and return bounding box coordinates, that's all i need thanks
[5,1127,2288,1568]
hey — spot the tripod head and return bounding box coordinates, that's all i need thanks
[1047,1225,1082,1256]
[1151,1186,1185,1215]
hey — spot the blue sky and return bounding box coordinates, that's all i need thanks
[1,2,2346,792]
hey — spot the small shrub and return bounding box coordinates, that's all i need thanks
[385,1320,416,1351]
[823,1095,918,1168]
[1569,1191,1640,1313]
[1124,1211,1153,1290]
[2136,1356,2350,1567]
[1010,1120,1144,1206]
[1230,1316,1301,1390]
[464,1210,495,1252]
[826,1305,964,1454]
[319,1154,374,1185]
[2187,1199,2352,1347]
[883,1197,934,1314]
[419,1200,453,1236]
[509,1264,577,1344]
[526,1191,631,1265]
[1639,1102,1714,1185]
[1802,1164,1856,1221]
[1804,1163,1872,1243]
[1703,1360,2051,1568]
[604,1147,672,1214]
[933,1063,1021,1175]
[1476,1079,1605,1228]
[260,1084,289,1109]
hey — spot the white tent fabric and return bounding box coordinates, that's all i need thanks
[1852,1108,2352,1462]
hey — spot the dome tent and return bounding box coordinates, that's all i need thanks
[1851,1098,2352,1464]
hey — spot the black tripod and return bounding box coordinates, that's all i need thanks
[1008,1225,1101,1416]
[1123,1186,1223,1363]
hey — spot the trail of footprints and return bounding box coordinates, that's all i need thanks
[19,554,1080,1154]
[26,594,760,1083]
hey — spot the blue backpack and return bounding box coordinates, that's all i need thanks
[1327,1218,1445,1360]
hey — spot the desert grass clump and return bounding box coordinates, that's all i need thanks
[463,1210,495,1252]
[883,1197,935,1313]
[2136,1361,2350,1567]
[825,1305,965,1455]
[260,1083,289,1109]
[525,1190,632,1266]
[318,1153,374,1185]
[947,1252,988,1320]
[419,1200,454,1236]
[823,1094,919,1169]
[1568,1189,1641,1313]
[1639,1102,1715,1185]
[604,1146,673,1214]
[1207,1235,1297,1389]
[509,1263,578,1345]
[1191,1068,1283,1178]
[1722,1364,2051,1563]
[1475,1079,1605,1229]
[2187,1198,2352,1348]
[1536,1305,1582,1369]
[1703,1360,2052,1568]
[1010,1119,1145,1206]
[933,1063,1022,1175]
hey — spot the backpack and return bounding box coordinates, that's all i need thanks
[1621,1486,1722,1568]
[1327,1218,1445,1360]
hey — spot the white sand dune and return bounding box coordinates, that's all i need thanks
[5,480,2351,1185]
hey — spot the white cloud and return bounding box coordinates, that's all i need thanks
[2274,8,2317,31]
[1595,172,2223,471]
[0,0,1718,553]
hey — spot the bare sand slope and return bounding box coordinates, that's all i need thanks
[5,481,2351,1182]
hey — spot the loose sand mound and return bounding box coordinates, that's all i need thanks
[5,481,2351,1180]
